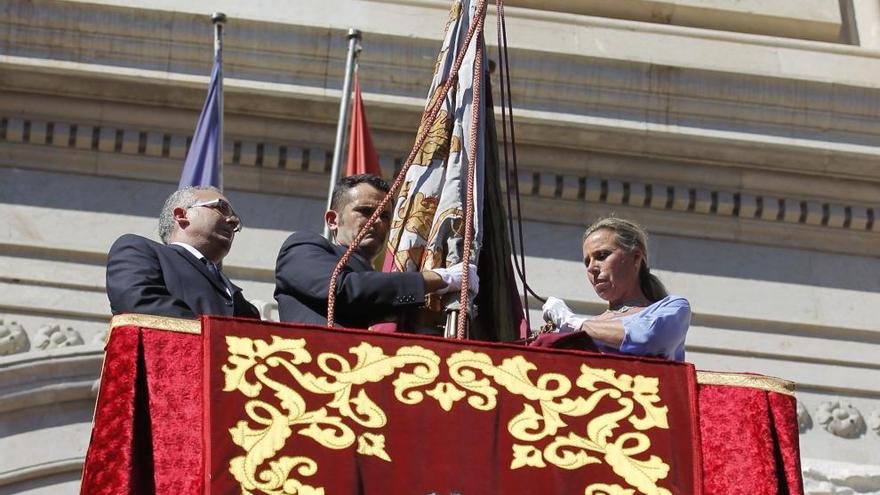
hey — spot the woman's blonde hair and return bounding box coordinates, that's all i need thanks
[583,217,668,302]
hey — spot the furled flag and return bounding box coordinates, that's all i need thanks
[345,74,382,177]
[179,54,223,189]
[382,0,526,340]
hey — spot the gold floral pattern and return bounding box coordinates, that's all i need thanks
[585,484,637,495]
[223,337,440,494]
[388,181,440,271]
[432,2,464,83]
[222,337,673,495]
[412,85,453,166]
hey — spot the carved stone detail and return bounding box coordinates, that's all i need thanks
[0,318,30,356]
[802,459,880,495]
[816,400,866,439]
[33,324,84,350]
[797,400,812,433]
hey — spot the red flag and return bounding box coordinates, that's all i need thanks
[345,75,382,177]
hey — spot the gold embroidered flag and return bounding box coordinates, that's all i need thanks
[382,0,525,339]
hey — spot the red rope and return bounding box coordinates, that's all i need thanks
[327,0,489,328]
[456,33,485,339]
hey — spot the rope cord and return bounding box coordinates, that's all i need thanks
[456,29,485,339]
[495,0,545,308]
[495,0,529,325]
[327,0,489,328]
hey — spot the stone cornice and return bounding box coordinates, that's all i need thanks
[2,110,877,257]
[3,61,880,194]
[11,0,880,84]
[0,457,84,488]
[802,458,880,493]
[0,348,102,414]
[391,0,847,44]
[3,0,880,166]
[1,0,879,258]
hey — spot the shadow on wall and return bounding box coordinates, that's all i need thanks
[0,167,326,233]
[4,167,877,293]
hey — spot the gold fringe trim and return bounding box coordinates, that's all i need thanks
[109,314,202,335]
[697,371,795,396]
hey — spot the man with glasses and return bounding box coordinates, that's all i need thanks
[106,186,260,319]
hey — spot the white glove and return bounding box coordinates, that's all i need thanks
[431,262,479,295]
[542,297,589,333]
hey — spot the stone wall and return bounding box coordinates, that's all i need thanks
[1,0,878,492]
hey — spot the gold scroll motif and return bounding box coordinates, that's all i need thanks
[413,85,454,167]
[585,484,637,495]
[389,181,440,272]
[432,1,464,80]
[222,337,672,495]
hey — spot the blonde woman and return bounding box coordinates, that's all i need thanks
[541,217,690,361]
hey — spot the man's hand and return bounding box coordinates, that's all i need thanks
[431,262,479,295]
[542,296,588,333]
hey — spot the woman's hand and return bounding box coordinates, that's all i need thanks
[542,297,588,333]
[543,297,625,347]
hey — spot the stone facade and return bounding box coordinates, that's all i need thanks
[0,0,878,493]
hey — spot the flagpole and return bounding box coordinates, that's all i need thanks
[212,12,226,191]
[324,28,362,239]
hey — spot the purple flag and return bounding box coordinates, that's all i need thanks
[179,55,223,189]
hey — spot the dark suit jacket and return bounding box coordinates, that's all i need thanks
[106,234,260,319]
[274,231,425,328]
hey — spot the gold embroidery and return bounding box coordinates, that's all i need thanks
[425,382,466,411]
[445,350,499,410]
[394,191,439,238]
[511,444,546,469]
[223,337,440,493]
[356,432,391,462]
[388,181,440,272]
[697,371,795,396]
[221,338,674,495]
[110,313,201,335]
[413,85,453,166]
[441,356,673,495]
[585,484,637,495]
[432,2,464,79]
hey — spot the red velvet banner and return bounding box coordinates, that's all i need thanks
[698,375,804,495]
[203,318,702,494]
[81,315,803,495]
[81,321,205,494]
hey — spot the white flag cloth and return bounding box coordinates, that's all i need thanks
[385,0,486,315]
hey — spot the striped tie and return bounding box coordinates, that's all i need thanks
[204,259,230,295]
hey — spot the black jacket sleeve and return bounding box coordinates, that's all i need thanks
[275,231,425,324]
[105,234,196,318]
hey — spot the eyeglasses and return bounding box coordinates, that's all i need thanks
[188,198,243,232]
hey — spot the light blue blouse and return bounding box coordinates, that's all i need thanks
[594,295,691,362]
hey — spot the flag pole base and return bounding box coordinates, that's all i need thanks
[444,310,460,339]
